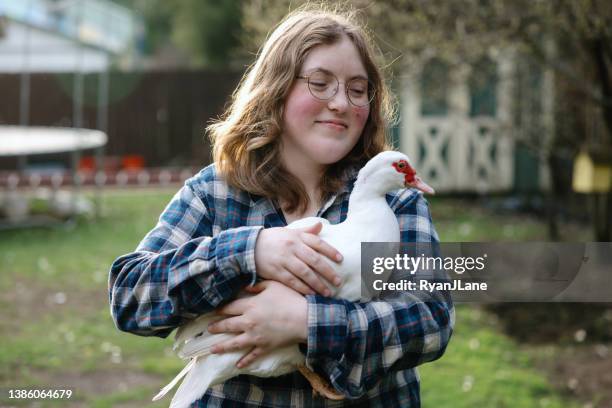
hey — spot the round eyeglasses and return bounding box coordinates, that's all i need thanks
[295,70,375,107]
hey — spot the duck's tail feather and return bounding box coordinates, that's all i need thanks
[169,357,218,408]
[152,357,197,402]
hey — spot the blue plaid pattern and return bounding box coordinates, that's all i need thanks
[109,163,454,407]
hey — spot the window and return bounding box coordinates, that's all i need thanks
[420,58,449,116]
[469,57,497,117]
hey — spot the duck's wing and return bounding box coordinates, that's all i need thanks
[173,314,233,357]
[174,314,216,350]
[174,291,254,347]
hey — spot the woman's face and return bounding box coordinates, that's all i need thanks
[281,35,370,173]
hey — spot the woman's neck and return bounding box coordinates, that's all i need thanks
[280,150,327,209]
[286,163,325,194]
[280,184,323,223]
[282,202,319,224]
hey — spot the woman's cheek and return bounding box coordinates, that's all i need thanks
[288,91,323,117]
[353,106,369,128]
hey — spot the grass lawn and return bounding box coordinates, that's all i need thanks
[0,189,588,407]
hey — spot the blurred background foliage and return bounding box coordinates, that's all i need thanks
[116,0,244,68]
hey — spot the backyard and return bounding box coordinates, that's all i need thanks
[0,188,608,407]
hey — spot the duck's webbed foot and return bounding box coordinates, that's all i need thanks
[297,364,345,400]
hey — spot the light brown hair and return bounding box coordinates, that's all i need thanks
[208,4,394,213]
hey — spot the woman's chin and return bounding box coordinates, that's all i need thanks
[311,143,357,165]
[314,151,352,165]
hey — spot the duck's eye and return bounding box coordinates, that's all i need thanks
[397,162,405,169]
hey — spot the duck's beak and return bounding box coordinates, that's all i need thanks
[407,176,435,195]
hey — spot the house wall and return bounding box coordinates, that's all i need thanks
[0,21,110,73]
[400,52,553,194]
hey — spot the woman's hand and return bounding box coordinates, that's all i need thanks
[208,281,308,368]
[255,222,342,296]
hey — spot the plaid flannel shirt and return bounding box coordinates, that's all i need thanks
[109,163,454,407]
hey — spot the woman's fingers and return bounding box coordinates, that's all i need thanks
[297,221,323,235]
[217,298,251,316]
[214,344,266,368]
[210,333,251,354]
[207,316,245,334]
[299,234,342,287]
[284,257,328,296]
[210,332,268,359]
[253,225,342,294]
[243,282,266,294]
[300,230,342,262]
[209,281,308,362]
[278,267,315,296]
[236,347,266,368]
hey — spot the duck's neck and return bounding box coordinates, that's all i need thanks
[346,181,388,220]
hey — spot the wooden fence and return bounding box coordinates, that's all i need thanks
[0,70,243,169]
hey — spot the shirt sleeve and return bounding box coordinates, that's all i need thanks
[109,182,262,338]
[302,191,455,398]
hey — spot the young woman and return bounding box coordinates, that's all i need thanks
[109,6,454,407]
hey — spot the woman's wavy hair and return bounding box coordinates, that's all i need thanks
[208,5,394,213]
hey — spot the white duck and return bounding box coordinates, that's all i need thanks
[153,151,434,407]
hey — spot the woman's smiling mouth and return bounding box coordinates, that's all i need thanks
[316,120,348,130]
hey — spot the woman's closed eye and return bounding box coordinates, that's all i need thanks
[310,81,330,89]
[348,80,367,95]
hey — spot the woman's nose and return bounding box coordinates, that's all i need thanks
[327,88,350,112]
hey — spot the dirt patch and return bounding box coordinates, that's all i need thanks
[485,303,612,344]
[485,305,612,407]
[534,344,612,408]
[0,277,106,333]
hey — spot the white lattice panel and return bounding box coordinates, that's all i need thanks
[400,57,515,193]
[413,119,455,191]
[462,118,514,192]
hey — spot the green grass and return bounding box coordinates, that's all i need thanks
[0,190,172,288]
[427,196,591,242]
[0,189,587,406]
[420,306,578,408]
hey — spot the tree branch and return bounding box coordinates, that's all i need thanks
[590,36,612,143]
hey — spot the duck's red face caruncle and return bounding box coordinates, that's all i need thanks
[392,160,416,184]
[392,159,435,194]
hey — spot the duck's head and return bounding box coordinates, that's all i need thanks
[357,151,435,195]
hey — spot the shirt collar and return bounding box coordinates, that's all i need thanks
[317,165,358,215]
[248,164,359,219]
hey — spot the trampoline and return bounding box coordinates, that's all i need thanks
[0,126,107,156]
